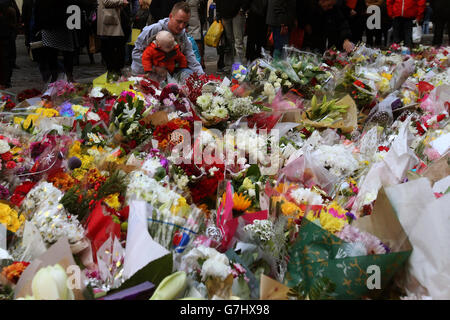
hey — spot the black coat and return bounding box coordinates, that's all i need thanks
[430,0,450,21]
[216,0,248,19]
[34,0,95,31]
[301,0,352,52]
[150,0,183,22]
[266,0,296,26]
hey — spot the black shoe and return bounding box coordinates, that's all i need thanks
[13,65,20,69]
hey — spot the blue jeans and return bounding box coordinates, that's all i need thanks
[272,26,289,59]
[422,21,430,34]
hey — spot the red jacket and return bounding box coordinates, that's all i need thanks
[387,0,426,20]
[142,42,188,73]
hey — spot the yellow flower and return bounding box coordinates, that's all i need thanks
[71,105,89,117]
[68,141,82,158]
[319,212,347,234]
[36,107,59,118]
[14,117,24,125]
[242,178,255,190]
[171,197,190,216]
[104,193,121,210]
[0,203,25,233]
[222,192,252,213]
[23,114,39,130]
[381,72,392,80]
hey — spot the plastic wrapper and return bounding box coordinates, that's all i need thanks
[301,95,358,133]
[390,58,415,92]
[281,152,340,196]
[420,84,450,115]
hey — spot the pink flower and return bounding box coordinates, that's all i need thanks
[424,147,441,161]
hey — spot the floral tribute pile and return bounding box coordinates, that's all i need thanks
[0,44,449,300]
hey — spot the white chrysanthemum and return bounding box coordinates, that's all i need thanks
[212,96,225,108]
[312,144,359,177]
[212,107,228,118]
[196,94,213,109]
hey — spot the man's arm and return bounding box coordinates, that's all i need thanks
[132,24,162,74]
[183,35,204,74]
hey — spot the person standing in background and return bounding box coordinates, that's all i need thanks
[186,0,207,69]
[266,0,297,59]
[9,0,20,70]
[216,0,247,71]
[422,1,432,34]
[97,0,132,81]
[343,0,367,44]
[245,0,268,62]
[430,0,449,46]
[386,0,426,47]
[34,0,86,83]
[0,0,15,88]
[301,0,355,53]
[150,0,182,23]
[365,0,384,47]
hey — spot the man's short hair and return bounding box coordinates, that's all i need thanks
[171,2,191,15]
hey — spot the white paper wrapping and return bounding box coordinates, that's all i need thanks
[385,178,450,299]
[122,200,170,280]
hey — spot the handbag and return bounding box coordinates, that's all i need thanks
[204,20,224,48]
[412,21,422,44]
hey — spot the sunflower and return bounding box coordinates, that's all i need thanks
[221,192,252,216]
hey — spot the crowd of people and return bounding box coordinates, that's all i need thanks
[1,0,449,89]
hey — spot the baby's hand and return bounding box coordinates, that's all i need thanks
[154,66,168,78]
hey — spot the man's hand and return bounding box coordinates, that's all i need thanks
[350,9,357,16]
[123,0,129,5]
[343,39,355,53]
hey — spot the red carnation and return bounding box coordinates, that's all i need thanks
[1,152,12,161]
[6,161,16,169]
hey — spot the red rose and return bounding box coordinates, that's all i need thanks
[10,194,25,207]
[6,161,16,169]
[1,152,12,161]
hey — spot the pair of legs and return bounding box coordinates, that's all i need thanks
[36,47,74,83]
[0,37,12,88]
[432,17,450,47]
[100,36,126,80]
[392,17,413,47]
[222,12,246,70]
[271,26,289,60]
[246,12,267,62]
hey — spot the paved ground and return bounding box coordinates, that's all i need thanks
[4,33,447,98]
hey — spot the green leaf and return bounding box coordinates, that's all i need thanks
[246,164,261,180]
[110,253,173,294]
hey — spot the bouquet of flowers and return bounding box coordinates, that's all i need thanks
[109,91,152,150]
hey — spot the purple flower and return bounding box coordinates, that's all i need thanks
[0,185,9,200]
[160,158,169,169]
[346,211,357,221]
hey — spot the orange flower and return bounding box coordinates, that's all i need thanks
[1,261,30,284]
[274,183,297,194]
[221,192,252,213]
